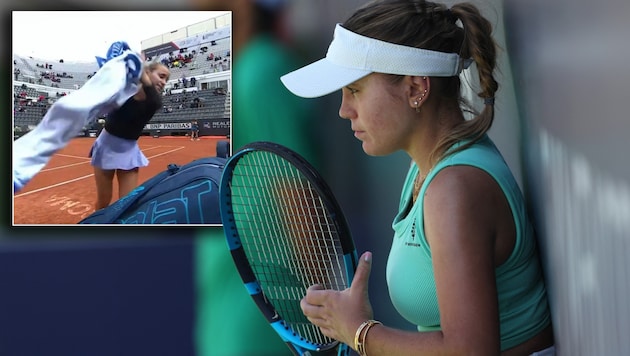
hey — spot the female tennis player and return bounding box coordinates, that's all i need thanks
[13,43,142,194]
[89,61,170,210]
[281,1,555,355]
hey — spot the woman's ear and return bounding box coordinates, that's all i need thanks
[408,76,430,110]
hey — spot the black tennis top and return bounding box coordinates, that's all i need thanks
[105,84,162,140]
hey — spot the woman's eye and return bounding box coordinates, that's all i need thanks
[346,87,358,94]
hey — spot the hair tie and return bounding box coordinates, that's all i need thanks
[445,8,457,23]
[484,97,495,105]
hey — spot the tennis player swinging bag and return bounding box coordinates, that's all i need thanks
[79,156,226,224]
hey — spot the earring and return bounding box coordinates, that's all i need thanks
[414,97,422,112]
[415,89,427,112]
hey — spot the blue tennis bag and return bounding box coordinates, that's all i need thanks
[79,156,226,224]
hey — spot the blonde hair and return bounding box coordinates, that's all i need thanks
[146,61,166,72]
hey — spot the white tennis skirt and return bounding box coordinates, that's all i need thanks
[89,128,148,170]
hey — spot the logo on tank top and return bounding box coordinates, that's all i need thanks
[405,219,422,247]
[411,220,416,239]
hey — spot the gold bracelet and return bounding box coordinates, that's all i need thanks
[354,320,371,354]
[359,320,381,356]
[354,320,382,356]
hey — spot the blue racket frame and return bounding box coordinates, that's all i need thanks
[220,142,358,356]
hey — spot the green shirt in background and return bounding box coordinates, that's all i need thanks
[195,34,320,356]
[231,34,320,166]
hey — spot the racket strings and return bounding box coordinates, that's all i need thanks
[229,151,348,346]
[272,153,346,290]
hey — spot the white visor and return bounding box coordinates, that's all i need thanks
[281,24,472,98]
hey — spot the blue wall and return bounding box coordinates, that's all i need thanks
[0,235,195,356]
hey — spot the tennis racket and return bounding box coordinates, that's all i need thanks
[219,141,358,356]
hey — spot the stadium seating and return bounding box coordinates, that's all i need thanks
[13,30,231,135]
[152,89,229,123]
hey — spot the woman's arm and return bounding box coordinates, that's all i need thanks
[302,165,508,355]
[419,165,504,354]
[140,66,152,87]
[133,66,155,100]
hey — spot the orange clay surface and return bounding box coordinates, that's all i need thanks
[13,135,229,225]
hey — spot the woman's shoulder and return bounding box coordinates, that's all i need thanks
[425,164,498,207]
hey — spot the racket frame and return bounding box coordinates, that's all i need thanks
[220,142,358,356]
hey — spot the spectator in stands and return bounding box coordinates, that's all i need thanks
[89,61,170,210]
[192,96,201,108]
[181,74,188,88]
[212,87,226,95]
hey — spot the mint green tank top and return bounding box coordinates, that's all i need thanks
[386,135,551,351]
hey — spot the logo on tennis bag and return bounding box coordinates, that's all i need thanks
[79,156,226,224]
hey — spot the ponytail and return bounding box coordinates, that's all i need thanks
[431,2,499,164]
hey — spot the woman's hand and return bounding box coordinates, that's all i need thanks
[140,67,152,87]
[301,251,375,346]
[138,53,153,87]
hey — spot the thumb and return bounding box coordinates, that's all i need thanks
[350,251,372,295]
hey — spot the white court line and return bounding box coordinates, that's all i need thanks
[139,146,163,152]
[14,173,96,198]
[14,146,185,198]
[56,154,91,160]
[40,146,165,172]
[41,161,90,172]
[144,146,185,159]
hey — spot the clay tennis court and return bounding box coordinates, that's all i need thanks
[13,135,229,225]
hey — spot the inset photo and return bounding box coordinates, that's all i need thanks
[12,10,232,226]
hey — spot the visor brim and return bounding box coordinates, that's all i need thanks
[280,58,371,98]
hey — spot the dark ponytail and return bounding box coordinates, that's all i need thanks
[431,2,499,163]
